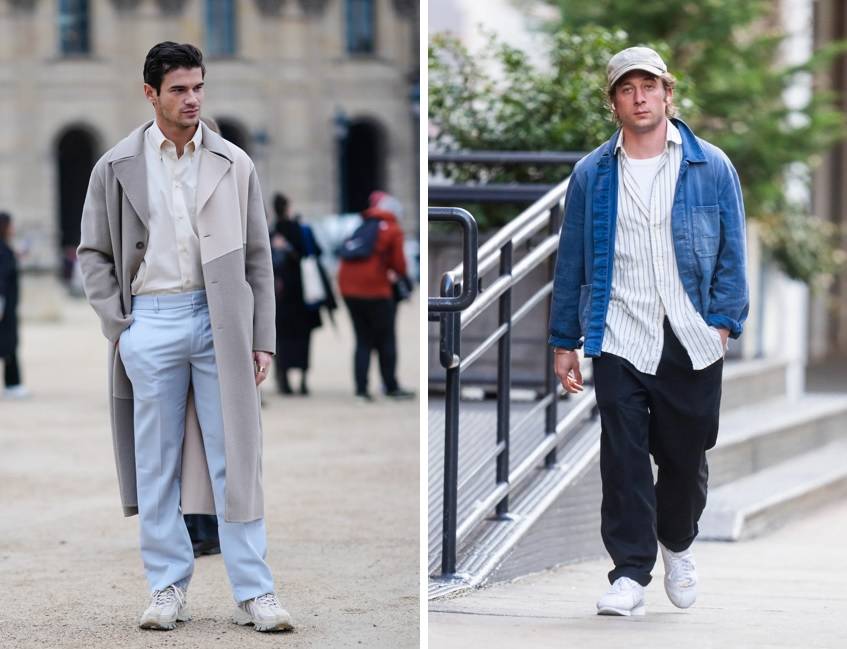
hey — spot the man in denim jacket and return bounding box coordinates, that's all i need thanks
[548,47,749,616]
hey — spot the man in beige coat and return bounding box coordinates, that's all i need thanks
[77,42,291,632]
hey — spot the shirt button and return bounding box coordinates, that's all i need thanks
[136,241,144,249]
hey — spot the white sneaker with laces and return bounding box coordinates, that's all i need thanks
[596,576,646,616]
[234,592,293,632]
[660,542,698,608]
[139,584,190,630]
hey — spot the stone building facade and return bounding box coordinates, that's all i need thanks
[0,0,419,270]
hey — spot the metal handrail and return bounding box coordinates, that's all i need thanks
[428,206,481,576]
[447,177,570,287]
[428,207,479,312]
[429,171,602,579]
[460,234,559,329]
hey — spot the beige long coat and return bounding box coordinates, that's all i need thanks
[77,121,275,523]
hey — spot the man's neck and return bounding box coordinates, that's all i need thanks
[155,118,197,158]
[621,119,668,159]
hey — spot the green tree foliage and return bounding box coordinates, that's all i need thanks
[428,2,847,284]
[429,28,644,229]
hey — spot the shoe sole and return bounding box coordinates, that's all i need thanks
[140,619,177,631]
[597,605,646,617]
[139,609,190,630]
[233,609,293,632]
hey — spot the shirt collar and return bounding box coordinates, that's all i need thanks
[146,120,203,157]
[615,118,682,156]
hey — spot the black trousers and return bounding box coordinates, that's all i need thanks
[592,318,723,587]
[2,352,20,387]
[184,513,219,545]
[344,297,398,394]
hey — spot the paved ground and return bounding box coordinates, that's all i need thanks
[429,358,847,649]
[0,277,420,649]
[430,499,847,648]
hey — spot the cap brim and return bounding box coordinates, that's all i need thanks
[609,63,666,88]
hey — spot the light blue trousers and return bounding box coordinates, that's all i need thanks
[119,290,275,603]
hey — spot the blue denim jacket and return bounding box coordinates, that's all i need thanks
[548,118,749,356]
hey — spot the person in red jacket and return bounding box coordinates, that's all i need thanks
[338,192,414,401]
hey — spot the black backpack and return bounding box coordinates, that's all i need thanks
[336,218,381,260]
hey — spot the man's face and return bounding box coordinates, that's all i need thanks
[612,71,671,134]
[144,66,204,131]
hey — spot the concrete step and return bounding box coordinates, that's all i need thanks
[700,439,847,541]
[720,357,788,413]
[708,393,847,487]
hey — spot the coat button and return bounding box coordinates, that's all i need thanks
[136,241,144,250]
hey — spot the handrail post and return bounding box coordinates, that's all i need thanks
[495,241,513,517]
[429,206,479,578]
[441,280,462,576]
[545,202,563,468]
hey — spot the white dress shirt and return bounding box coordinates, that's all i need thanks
[131,121,204,296]
[601,119,724,375]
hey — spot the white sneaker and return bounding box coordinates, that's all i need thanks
[3,385,30,399]
[596,576,646,616]
[139,584,190,630]
[660,542,698,608]
[234,592,293,632]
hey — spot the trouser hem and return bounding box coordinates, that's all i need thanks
[608,567,652,588]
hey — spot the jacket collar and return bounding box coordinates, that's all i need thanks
[598,117,706,167]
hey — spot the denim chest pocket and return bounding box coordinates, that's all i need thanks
[692,205,720,256]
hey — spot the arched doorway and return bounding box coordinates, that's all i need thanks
[56,126,98,279]
[213,116,251,154]
[341,118,386,214]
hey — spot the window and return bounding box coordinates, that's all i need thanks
[59,0,90,55]
[346,0,375,55]
[205,0,237,58]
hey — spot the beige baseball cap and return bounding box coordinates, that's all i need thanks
[607,46,667,87]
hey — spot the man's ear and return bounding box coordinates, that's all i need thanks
[143,83,158,108]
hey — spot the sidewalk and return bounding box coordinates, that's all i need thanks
[0,278,420,649]
[430,488,847,649]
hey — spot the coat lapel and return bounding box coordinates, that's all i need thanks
[196,124,234,216]
[112,156,150,228]
[196,149,231,216]
[108,122,152,228]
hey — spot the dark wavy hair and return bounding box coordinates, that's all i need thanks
[143,41,205,94]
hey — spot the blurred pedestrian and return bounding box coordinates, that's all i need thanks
[0,212,29,399]
[77,41,291,632]
[549,46,748,617]
[270,193,336,395]
[337,191,414,401]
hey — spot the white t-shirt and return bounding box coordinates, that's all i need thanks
[624,153,663,210]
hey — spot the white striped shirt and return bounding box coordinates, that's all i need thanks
[602,119,723,375]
